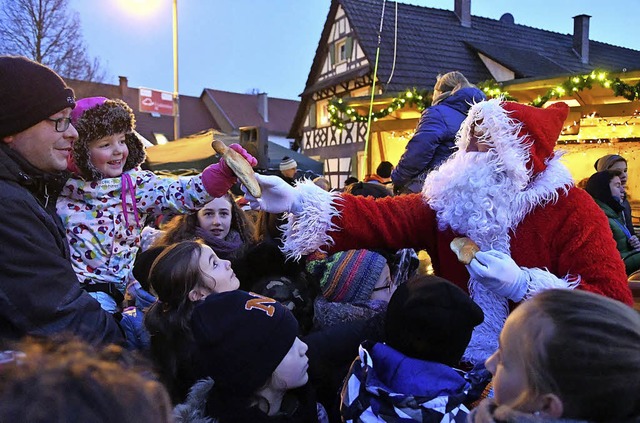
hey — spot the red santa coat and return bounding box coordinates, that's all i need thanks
[324,188,632,306]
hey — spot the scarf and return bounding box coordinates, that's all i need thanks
[195,227,244,260]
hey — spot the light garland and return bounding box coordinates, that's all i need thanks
[328,88,430,129]
[561,109,640,137]
[327,69,640,129]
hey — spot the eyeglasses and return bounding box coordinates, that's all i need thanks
[46,117,72,132]
[372,279,393,293]
[372,284,391,293]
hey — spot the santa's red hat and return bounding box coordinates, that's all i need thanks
[501,101,569,176]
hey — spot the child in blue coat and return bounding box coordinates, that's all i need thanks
[340,275,487,422]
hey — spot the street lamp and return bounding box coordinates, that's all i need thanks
[172,0,180,140]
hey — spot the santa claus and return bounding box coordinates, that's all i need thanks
[246,98,633,364]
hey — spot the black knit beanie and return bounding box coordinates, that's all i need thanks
[0,56,75,138]
[385,275,484,366]
[191,290,299,396]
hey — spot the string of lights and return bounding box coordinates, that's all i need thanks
[327,69,640,129]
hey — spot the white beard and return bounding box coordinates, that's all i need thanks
[423,149,521,251]
[423,148,523,364]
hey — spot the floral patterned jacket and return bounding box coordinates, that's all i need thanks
[57,169,212,294]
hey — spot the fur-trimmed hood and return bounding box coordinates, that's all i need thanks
[70,97,146,180]
[173,378,217,423]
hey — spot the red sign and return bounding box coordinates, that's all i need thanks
[139,87,175,116]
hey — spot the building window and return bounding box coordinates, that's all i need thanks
[337,39,347,63]
[316,100,329,127]
[329,36,353,67]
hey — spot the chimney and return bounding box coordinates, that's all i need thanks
[257,92,269,123]
[118,76,128,99]
[572,14,591,64]
[454,0,471,28]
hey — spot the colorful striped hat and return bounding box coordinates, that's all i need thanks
[307,249,387,303]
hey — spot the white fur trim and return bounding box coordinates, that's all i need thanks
[463,279,509,364]
[457,99,531,191]
[460,99,574,228]
[509,154,573,227]
[463,267,580,365]
[521,267,581,300]
[280,180,341,261]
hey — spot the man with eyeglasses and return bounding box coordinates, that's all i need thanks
[0,56,123,344]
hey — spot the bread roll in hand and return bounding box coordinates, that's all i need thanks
[211,140,261,198]
[450,237,480,264]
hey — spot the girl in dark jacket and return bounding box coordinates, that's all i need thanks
[155,192,256,261]
[391,71,486,194]
[144,241,240,404]
[585,170,640,275]
[594,154,638,238]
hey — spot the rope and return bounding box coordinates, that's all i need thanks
[363,0,386,165]
[386,1,398,85]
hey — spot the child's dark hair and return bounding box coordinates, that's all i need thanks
[520,289,640,420]
[144,241,205,403]
[0,336,172,423]
[376,161,393,178]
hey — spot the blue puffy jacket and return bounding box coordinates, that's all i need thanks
[340,342,490,422]
[391,87,486,194]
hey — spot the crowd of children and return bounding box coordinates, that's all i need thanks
[1,56,639,423]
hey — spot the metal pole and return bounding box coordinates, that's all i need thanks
[172,0,180,140]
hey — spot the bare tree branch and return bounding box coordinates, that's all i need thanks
[0,0,107,82]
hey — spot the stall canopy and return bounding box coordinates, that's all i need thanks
[145,129,323,176]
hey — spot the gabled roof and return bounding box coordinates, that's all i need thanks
[465,41,570,78]
[67,78,218,143]
[203,89,299,136]
[340,0,640,93]
[290,0,640,137]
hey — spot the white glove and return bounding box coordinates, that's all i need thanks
[466,250,527,302]
[242,173,302,214]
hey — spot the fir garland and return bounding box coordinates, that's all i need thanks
[327,69,640,129]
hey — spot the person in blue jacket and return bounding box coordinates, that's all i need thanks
[340,275,488,422]
[391,71,486,194]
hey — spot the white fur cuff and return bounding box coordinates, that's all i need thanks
[522,267,580,300]
[280,180,342,261]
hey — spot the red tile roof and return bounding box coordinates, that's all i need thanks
[203,89,299,136]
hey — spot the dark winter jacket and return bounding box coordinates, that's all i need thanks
[0,144,123,344]
[174,378,328,423]
[391,87,486,194]
[341,342,481,422]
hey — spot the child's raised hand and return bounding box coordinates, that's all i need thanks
[201,143,257,198]
[228,144,258,167]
